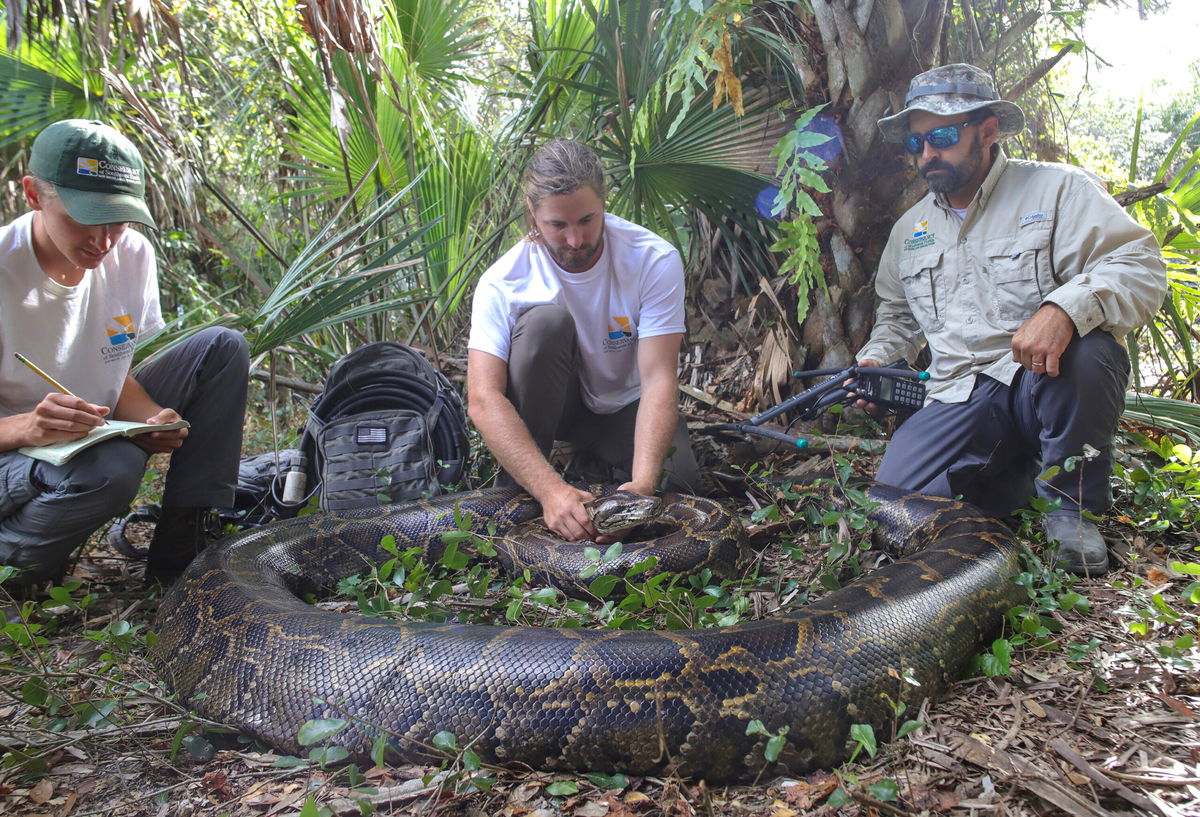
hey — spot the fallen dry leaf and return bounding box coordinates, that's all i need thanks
[768,800,799,817]
[780,773,838,809]
[29,778,53,805]
[202,769,234,798]
[1065,770,1090,786]
[1155,693,1196,718]
[599,791,640,817]
[1146,566,1173,585]
[507,782,541,804]
[908,784,961,812]
[241,791,282,806]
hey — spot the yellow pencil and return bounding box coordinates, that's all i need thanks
[14,352,79,398]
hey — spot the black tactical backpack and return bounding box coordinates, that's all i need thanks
[109,342,470,554]
[231,341,469,524]
[302,341,468,509]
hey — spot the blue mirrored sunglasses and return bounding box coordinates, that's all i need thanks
[904,121,975,155]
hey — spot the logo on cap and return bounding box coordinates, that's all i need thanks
[75,156,141,184]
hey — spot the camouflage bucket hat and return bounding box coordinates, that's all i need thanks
[877,63,1026,143]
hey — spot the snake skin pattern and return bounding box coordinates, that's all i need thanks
[151,484,1024,782]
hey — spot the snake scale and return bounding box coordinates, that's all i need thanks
[151,484,1024,782]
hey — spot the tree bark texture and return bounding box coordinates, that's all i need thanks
[787,0,958,372]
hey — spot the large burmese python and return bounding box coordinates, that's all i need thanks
[151,484,1025,782]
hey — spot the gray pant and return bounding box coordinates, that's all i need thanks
[0,327,249,582]
[500,304,700,493]
[877,330,1128,518]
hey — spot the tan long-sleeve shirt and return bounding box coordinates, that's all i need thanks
[859,150,1168,403]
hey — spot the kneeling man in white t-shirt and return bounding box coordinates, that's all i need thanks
[467,139,699,540]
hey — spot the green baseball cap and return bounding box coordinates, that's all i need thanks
[28,119,156,230]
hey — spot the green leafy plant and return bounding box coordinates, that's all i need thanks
[745,717,789,763]
[579,545,749,631]
[769,105,834,320]
[1112,566,1199,670]
[1114,432,1200,531]
[428,730,495,794]
[298,717,351,767]
[801,460,879,593]
[969,545,1090,678]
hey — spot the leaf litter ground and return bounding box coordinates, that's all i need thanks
[1,445,1198,817]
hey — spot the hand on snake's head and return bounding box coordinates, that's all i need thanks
[585,490,665,536]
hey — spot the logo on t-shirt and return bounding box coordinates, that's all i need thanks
[607,316,632,340]
[106,315,137,346]
[100,315,138,365]
[603,316,635,352]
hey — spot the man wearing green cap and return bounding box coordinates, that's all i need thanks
[854,64,1167,576]
[0,119,249,590]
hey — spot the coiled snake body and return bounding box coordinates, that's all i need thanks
[151,484,1024,782]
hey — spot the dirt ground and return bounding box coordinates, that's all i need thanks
[1,440,1198,817]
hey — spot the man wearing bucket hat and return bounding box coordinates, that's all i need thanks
[855,64,1167,576]
[0,119,249,591]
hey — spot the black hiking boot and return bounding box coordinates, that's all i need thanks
[145,508,222,586]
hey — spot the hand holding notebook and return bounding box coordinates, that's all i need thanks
[19,418,192,465]
[12,352,189,464]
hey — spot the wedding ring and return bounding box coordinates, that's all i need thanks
[1032,361,1044,367]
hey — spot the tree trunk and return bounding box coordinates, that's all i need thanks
[793,0,953,370]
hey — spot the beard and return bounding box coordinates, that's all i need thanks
[548,240,602,272]
[919,133,984,194]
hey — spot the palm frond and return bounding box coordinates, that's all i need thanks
[0,37,103,147]
[387,0,489,91]
[1124,392,1200,444]
[248,180,441,356]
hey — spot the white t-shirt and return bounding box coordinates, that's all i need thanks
[468,213,685,414]
[0,212,164,416]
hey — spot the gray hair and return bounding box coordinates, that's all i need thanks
[523,139,607,213]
